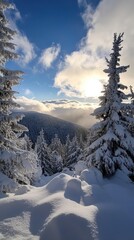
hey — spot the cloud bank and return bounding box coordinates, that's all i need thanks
[54,0,134,98]
[16,97,95,128]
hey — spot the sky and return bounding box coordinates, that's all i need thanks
[6,0,134,127]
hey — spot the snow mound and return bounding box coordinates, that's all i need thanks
[46,173,71,193]
[64,178,82,203]
[15,185,32,195]
[80,167,103,185]
[40,213,94,240]
[0,169,134,240]
[62,167,74,176]
[74,160,87,175]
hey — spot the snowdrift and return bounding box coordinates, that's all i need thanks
[0,168,134,240]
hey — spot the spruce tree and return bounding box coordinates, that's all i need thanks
[65,135,82,168]
[50,150,63,174]
[35,129,52,175]
[86,33,134,177]
[0,0,41,188]
[50,134,64,158]
[63,135,71,167]
[23,134,33,151]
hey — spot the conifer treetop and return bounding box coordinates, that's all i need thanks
[86,33,134,177]
[104,33,129,75]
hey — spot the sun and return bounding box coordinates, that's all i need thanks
[82,76,103,98]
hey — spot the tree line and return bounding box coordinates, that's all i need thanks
[23,130,84,176]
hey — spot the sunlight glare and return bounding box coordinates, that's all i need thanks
[82,76,103,97]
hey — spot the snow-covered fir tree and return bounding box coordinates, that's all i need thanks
[79,134,85,150]
[22,134,33,151]
[65,135,82,168]
[85,33,134,177]
[50,134,65,158]
[129,86,134,116]
[127,86,134,136]
[35,129,52,175]
[63,135,71,166]
[0,0,41,189]
[50,150,63,174]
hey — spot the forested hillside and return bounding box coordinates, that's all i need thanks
[19,111,87,144]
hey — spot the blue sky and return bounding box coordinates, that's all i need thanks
[6,0,134,127]
[9,0,99,100]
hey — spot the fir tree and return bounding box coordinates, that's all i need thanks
[63,135,71,166]
[86,33,134,177]
[50,134,64,158]
[23,134,33,151]
[65,135,82,168]
[50,150,63,174]
[129,86,134,116]
[0,1,41,189]
[127,86,134,136]
[35,129,52,175]
[0,1,26,151]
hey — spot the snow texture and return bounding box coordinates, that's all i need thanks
[0,168,134,240]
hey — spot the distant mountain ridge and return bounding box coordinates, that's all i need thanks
[19,111,87,145]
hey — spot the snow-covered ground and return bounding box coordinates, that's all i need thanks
[0,168,134,240]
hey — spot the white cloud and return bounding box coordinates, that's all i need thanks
[13,33,36,66]
[45,99,96,127]
[15,97,96,127]
[13,5,22,21]
[55,50,104,97]
[7,6,36,66]
[77,0,87,8]
[24,89,33,96]
[54,0,134,98]
[16,96,50,113]
[39,44,61,69]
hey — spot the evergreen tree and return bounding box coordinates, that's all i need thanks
[127,86,134,136]
[65,135,82,168]
[35,129,52,175]
[50,150,63,174]
[86,33,134,177]
[79,134,85,150]
[129,86,134,116]
[63,135,71,166]
[0,1,41,189]
[23,134,33,151]
[50,134,64,158]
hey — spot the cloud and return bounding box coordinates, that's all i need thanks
[13,5,22,21]
[7,6,36,66]
[13,33,36,66]
[39,44,61,69]
[54,0,134,98]
[44,99,96,127]
[77,0,87,8]
[24,89,33,96]
[55,51,104,97]
[50,106,95,128]
[15,97,96,128]
[16,96,50,113]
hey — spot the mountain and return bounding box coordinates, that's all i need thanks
[19,111,87,145]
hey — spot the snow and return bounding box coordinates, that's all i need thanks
[0,173,18,193]
[0,168,134,240]
[80,167,103,185]
[74,160,87,175]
